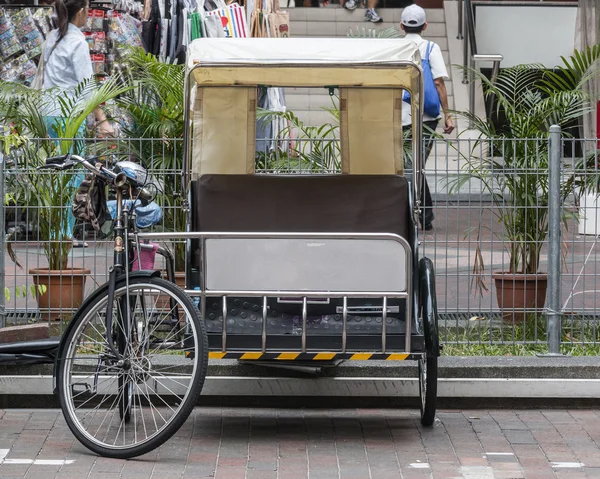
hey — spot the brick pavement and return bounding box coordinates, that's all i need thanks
[1,408,600,478]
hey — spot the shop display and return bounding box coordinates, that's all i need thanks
[83,4,143,77]
[0,6,53,86]
[205,3,248,38]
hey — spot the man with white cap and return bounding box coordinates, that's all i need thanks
[401,3,454,230]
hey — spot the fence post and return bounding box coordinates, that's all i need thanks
[546,125,562,355]
[0,125,5,329]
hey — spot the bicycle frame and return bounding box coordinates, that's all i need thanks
[103,187,178,363]
[104,187,132,363]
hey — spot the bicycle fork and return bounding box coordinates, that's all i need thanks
[105,189,129,364]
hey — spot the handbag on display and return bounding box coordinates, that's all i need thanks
[203,13,226,37]
[30,44,46,90]
[249,0,268,37]
[267,0,289,38]
[205,2,248,38]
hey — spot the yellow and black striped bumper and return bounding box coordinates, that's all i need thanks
[208,352,422,361]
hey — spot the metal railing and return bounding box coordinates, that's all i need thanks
[1,134,599,353]
[459,0,503,126]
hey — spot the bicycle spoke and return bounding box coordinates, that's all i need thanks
[59,279,204,456]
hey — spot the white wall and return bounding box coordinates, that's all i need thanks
[475,5,578,68]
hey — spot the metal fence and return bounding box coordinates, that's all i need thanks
[1,133,599,352]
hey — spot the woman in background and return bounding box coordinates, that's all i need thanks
[42,0,114,246]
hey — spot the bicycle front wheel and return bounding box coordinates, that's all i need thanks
[57,277,208,458]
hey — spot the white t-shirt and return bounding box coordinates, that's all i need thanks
[42,23,94,116]
[402,33,449,126]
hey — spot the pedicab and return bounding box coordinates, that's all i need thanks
[166,37,441,425]
[3,36,440,459]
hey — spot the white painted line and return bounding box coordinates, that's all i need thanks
[0,449,75,466]
[484,452,515,456]
[409,462,431,469]
[460,466,496,479]
[552,462,585,468]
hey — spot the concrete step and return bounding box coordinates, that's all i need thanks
[289,6,445,24]
[284,7,453,125]
[285,92,455,127]
[290,7,447,41]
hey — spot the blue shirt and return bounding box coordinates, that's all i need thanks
[42,23,93,115]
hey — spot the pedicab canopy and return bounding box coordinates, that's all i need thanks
[185,38,423,177]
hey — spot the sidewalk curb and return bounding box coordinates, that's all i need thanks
[1,356,598,408]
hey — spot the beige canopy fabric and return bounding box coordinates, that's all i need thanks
[187,38,421,67]
[185,38,423,178]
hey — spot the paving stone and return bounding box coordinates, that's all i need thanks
[0,407,599,478]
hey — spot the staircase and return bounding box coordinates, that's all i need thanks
[286,7,453,128]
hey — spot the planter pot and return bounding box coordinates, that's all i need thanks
[158,272,186,310]
[492,272,548,322]
[578,193,600,236]
[29,268,91,321]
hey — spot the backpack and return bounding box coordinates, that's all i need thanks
[403,41,441,118]
[72,174,110,232]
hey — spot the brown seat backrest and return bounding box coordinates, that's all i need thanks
[191,175,413,266]
[194,174,412,235]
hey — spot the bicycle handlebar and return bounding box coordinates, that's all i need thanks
[41,154,153,201]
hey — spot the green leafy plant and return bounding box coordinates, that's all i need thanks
[111,48,187,270]
[346,26,401,38]
[0,78,130,270]
[450,63,597,283]
[256,105,340,173]
[4,284,47,302]
[541,45,600,94]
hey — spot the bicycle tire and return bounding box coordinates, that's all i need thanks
[57,277,208,459]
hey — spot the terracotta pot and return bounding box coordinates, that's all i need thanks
[29,268,91,321]
[492,272,548,322]
[158,272,187,310]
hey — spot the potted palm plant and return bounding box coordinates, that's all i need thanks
[1,78,130,319]
[453,63,596,321]
[540,46,600,235]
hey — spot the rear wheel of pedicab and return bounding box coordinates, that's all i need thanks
[57,277,208,458]
[418,257,439,427]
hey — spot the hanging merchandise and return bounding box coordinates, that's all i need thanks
[108,11,143,50]
[90,53,107,75]
[0,6,54,86]
[267,0,289,38]
[112,0,144,16]
[249,0,267,38]
[204,2,247,38]
[189,10,204,40]
[202,12,224,38]
[141,0,161,55]
[267,86,287,151]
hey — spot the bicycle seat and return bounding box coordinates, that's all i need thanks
[107,200,163,229]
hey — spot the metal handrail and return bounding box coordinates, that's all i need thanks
[462,0,477,84]
[457,0,463,40]
[461,0,503,127]
[471,54,503,125]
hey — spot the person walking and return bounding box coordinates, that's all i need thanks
[341,0,382,24]
[400,4,453,230]
[41,0,114,246]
